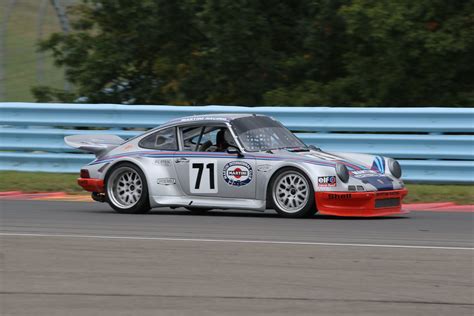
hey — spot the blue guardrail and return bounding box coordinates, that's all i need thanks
[1,103,473,183]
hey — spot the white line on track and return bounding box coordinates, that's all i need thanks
[1,232,472,250]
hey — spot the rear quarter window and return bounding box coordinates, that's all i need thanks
[138,127,177,150]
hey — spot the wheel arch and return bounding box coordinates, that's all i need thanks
[103,159,151,214]
[104,158,151,199]
[265,165,315,209]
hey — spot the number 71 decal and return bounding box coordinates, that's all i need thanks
[189,159,218,193]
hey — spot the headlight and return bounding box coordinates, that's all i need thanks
[336,163,349,183]
[388,158,402,178]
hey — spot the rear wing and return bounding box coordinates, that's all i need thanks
[64,134,125,157]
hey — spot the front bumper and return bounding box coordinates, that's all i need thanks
[78,178,104,193]
[315,189,408,217]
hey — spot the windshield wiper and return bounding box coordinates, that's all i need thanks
[272,146,310,152]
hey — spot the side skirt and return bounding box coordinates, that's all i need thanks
[150,195,266,211]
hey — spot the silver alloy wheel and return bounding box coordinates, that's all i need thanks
[107,166,143,209]
[273,171,309,214]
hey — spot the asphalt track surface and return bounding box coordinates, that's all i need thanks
[1,200,473,315]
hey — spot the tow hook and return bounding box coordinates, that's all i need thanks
[91,192,106,203]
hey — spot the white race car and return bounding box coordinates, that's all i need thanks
[65,114,408,217]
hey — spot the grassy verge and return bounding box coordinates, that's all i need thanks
[0,171,81,194]
[1,171,473,204]
[404,184,473,205]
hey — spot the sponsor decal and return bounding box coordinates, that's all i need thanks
[328,193,352,200]
[376,191,400,198]
[257,164,272,172]
[154,159,172,167]
[157,178,176,185]
[350,170,378,178]
[318,176,337,187]
[223,161,253,186]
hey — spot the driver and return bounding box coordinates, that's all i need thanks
[215,128,230,152]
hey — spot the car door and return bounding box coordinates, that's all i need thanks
[174,124,256,200]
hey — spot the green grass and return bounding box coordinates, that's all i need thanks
[1,171,473,204]
[1,0,73,102]
[0,171,81,193]
[404,184,473,205]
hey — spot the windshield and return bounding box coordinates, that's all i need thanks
[231,116,306,152]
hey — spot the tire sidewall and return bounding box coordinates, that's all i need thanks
[269,167,315,218]
[105,162,150,214]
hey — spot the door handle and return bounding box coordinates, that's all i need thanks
[175,157,189,163]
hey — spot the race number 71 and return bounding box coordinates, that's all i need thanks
[189,159,218,193]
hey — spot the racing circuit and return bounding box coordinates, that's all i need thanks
[1,104,473,315]
[1,200,473,315]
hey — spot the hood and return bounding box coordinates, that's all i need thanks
[270,148,397,191]
[271,148,369,171]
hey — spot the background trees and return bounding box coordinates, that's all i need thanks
[35,0,474,106]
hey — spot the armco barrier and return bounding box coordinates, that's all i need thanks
[1,103,473,183]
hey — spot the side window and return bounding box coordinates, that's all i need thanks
[181,126,204,151]
[139,127,177,150]
[180,125,234,152]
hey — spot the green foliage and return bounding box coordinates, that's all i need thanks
[338,0,474,106]
[35,0,474,106]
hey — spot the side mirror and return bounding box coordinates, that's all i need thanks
[227,146,243,157]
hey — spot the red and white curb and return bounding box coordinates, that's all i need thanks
[402,202,473,213]
[0,191,91,202]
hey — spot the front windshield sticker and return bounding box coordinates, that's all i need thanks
[180,117,230,122]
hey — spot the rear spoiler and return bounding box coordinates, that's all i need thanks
[64,134,125,158]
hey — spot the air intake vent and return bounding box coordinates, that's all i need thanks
[375,198,400,208]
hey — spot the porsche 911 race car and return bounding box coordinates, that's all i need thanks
[65,114,408,217]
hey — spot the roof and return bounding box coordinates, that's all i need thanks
[162,113,264,126]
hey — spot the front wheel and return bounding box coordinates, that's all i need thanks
[270,168,315,218]
[105,163,150,214]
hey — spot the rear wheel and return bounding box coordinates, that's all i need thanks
[270,168,315,218]
[105,163,150,214]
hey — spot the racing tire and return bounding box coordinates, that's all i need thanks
[105,162,151,214]
[269,167,315,218]
[185,207,212,215]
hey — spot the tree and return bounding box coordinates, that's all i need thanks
[264,0,474,106]
[337,0,474,106]
[35,0,474,106]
